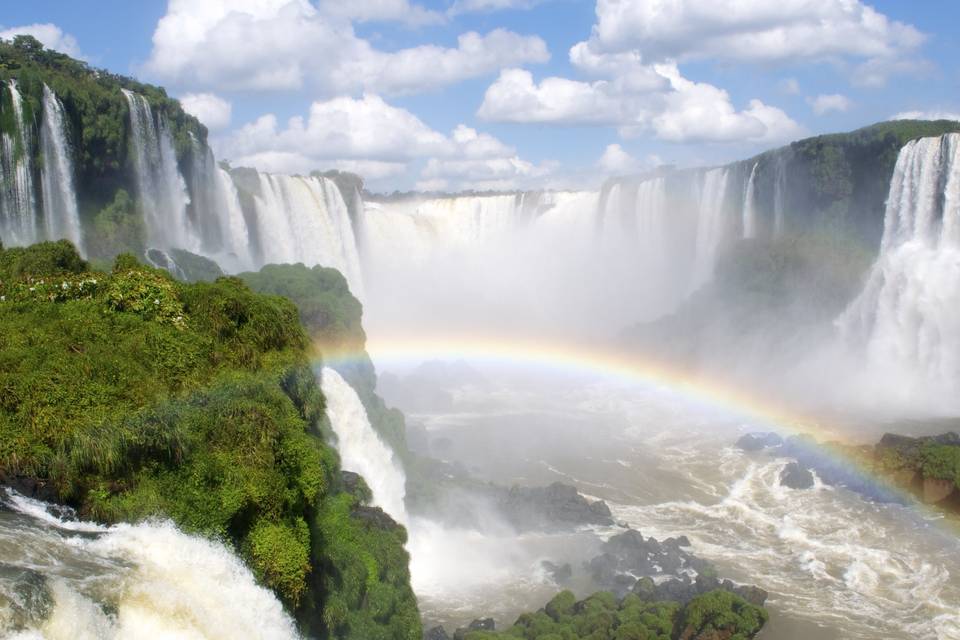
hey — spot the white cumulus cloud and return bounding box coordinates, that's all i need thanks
[892,110,960,122]
[478,62,804,144]
[317,0,444,26]
[217,94,549,190]
[588,0,925,86]
[808,93,852,115]
[144,0,548,95]
[180,93,232,130]
[0,23,82,58]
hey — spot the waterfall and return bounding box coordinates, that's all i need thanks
[691,167,731,292]
[0,80,38,246]
[742,162,759,239]
[39,84,83,252]
[250,173,364,296]
[321,367,407,524]
[838,133,960,388]
[122,89,195,252]
[0,490,299,639]
[773,155,788,238]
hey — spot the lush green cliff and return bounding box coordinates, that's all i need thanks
[0,35,206,260]
[0,240,420,639]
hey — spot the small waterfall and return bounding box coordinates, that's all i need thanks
[0,490,299,639]
[320,367,408,524]
[742,162,759,239]
[773,155,788,238]
[838,133,960,388]
[186,137,254,272]
[122,89,195,252]
[691,167,731,292]
[39,84,83,252]
[250,174,364,296]
[635,177,667,257]
[0,80,38,246]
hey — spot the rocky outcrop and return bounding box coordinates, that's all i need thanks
[494,482,614,530]
[780,462,814,489]
[453,618,495,640]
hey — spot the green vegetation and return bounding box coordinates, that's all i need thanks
[919,443,960,486]
[239,263,410,458]
[0,241,420,639]
[460,589,766,640]
[775,120,960,242]
[168,248,225,282]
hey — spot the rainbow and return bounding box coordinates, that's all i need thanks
[317,333,960,532]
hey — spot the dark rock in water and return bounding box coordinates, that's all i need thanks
[495,482,614,530]
[631,574,768,607]
[781,436,904,503]
[731,583,769,607]
[453,618,495,640]
[0,474,59,504]
[350,505,403,532]
[424,625,451,640]
[588,528,699,596]
[541,560,573,583]
[780,462,814,489]
[736,432,783,451]
[340,470,373,502]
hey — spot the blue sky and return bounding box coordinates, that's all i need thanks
[3,0,958,192]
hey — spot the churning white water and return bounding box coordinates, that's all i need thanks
[122,90,194,253]
[39,84,83,253]
[0,490,299,639]
[383,361,960,639]
[320,367,407,523]
[839,133,960,396]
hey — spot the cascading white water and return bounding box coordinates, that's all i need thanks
[251,174,364,296]
[39,84,83,252]
[742,162,759,239]
[0,490,299,639]
[773,155,788,238]
[0,80,38,247]
[690,167,731,292]
[838,133,960,392]
[361,193,522,271]
[122,89,195,253]
[320,367,408,524]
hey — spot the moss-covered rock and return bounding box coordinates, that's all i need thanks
[459,589,764,640]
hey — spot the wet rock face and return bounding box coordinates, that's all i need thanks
[453,618,495,640]
[424,625,450,640]
[494,482,614,530]
[632,574,768,608]
[588,529,708,596]
[780,461,814,489]
[736,432,784,451]
[350,505,403,532]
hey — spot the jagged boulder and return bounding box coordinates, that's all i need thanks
[453,618,495,640]
[780,462,814,489]
[494,482,614,530]
[424,625,450,640]
[735,432,783,451]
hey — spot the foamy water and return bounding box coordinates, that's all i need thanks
[0,491,300,639]
[387,365,960,640]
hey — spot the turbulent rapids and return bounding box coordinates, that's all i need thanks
[0,490,299,639]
